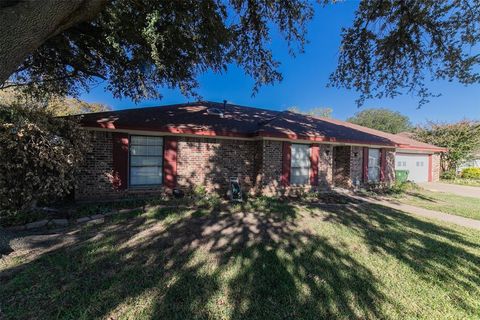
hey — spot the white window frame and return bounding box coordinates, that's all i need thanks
[129,135,164,187]
[290,144,311,185]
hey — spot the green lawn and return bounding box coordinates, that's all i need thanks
[397,189,480,220]
[1,199,480,319]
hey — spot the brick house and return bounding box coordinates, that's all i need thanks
[74,101,445,201]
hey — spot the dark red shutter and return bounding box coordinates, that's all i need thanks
[310,144,319,186]
[380,149,386,182]
[281,142,291,187]
[362,147,369,183]
[163,136,178,189]
[112,132,129,190]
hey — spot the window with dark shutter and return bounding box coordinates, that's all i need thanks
[291,144,310,185]
[129,136,164,186]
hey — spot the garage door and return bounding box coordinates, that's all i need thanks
[396,153,429,182]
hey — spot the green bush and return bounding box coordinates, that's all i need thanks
[461,168,480,180]
[441,169,457,180]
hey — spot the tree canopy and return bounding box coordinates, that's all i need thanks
[330,0,480,107]
[1,0,312,102]
[287,106,333,118]
[347,108,412,134]
[1,1,479,106]
[413,120,480,172]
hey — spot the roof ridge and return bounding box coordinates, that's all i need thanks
[70,100,283,117]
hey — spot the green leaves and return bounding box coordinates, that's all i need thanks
[330,0,480,107]
[347,108,412,134]
[6,0,313,102]
[414,120,480,171]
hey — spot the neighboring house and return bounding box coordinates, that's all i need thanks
[74,102,445,201]
[458,152,480,171]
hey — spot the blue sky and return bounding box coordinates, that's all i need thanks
[79,1,480,125]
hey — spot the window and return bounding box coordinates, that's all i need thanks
[368,148,380,182]
[129,136,163,186]
[291,144,310,185]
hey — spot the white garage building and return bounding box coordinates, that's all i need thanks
[393,132,446,182]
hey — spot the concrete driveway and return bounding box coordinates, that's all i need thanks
[419,182,480,198]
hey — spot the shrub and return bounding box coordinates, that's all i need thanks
[461,168,480,180]
[0,104,89,223]
[441,169,457,180]
[389,181,418,194]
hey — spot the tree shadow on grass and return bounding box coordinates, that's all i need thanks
[404,191,440,203]
[1,196,479,319]
[307,201,480,304]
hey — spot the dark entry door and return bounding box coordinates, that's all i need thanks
[333,146,351,188]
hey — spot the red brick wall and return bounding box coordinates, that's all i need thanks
[384,149,396,185]
[432,153,441,182]
[350,146,363,187]
[318,145,333,188]
[176,137,258,195]
[75,131,398,201]
[256,140,283,195]
[75,131,164,201]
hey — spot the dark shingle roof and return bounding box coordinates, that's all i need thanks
[76,101,444,151]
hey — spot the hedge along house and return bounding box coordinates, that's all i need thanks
[74,101,445,201]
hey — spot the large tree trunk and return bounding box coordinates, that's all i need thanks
[0,0,107,85]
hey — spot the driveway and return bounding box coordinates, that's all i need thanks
[419,182,480,198]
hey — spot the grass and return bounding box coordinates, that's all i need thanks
[396,189,480,220]
[1,198,480,319]
[441,178,480,187]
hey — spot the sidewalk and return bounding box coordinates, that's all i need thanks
[419,182,480,198]
[359,196,480,230]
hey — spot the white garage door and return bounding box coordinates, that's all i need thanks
[396,153,430,182]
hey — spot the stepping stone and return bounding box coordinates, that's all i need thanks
[86,218,104,225]
[90,214,104,220]
[25,220,48,230]
[118,208,142,214]
[76,217,91,223]
[6,225,26,232]
[51,219,69,226]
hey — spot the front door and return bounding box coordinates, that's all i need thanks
[333,146,351,187]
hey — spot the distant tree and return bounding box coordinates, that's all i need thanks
[288,106,333,118]
[347,108,412,134]
[330,1,480,107]
[413,120,480,172]
[0,88,110,116]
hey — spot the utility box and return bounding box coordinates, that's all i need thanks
[227,177,243,202]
